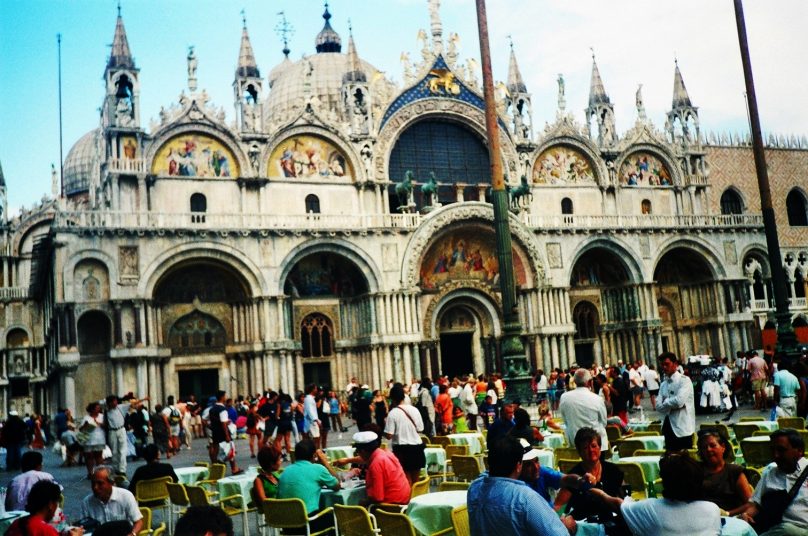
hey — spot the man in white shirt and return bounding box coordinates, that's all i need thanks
[460,376,479,430]
[5,451,59,511]
[384,383,425,485]
[82,466,143,535]
[303,384,321,447]
[557,369,609,453]
[741,429,808,535]
[656,352,695,451]
[628,363,644,411]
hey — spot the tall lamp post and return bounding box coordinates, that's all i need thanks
[733,0,799,357]
[475,0,533,402]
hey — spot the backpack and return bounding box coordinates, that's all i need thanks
[169,406,181,426]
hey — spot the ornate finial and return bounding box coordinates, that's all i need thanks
[557,73,566,113]
[117,0,121,17]
[636,83,646,120]
[241,8,246,28]
[507,34,513,49]
[323,1,331,21]
[275,11,294,58]
[348,18,353,36]
[428,0,443,55]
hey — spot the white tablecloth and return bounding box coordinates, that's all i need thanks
[320,483,367,508]
[175,466,209,485]
[757,420,778,432]
[217,468,258,507]
[425,446,447,475]
[540,433,566,449]
[629,435,665,451]
[617,455,661,482]
[324,446,355,463]
[447,433,485,455]
[533,448,554,468]
[407,490,467,535]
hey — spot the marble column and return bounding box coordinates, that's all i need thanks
[64,369,77,414]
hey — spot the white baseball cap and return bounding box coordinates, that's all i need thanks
[352,431,379,445]
[519,438,539,461]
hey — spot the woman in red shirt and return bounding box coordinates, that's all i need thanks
[434,384,454,435]
[6,480,82,536]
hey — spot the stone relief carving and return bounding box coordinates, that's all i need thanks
[546,243,562,269]
[119,246,139,278]
[639,236,651,259]
[382,243,399,272]
[724,241,738,265]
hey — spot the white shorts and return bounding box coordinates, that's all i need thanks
[309,422,320,438]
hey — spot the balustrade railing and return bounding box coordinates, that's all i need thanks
[789,297,807,309]
[0,287,29,300]
[520,213,763,229]
[107,158,147,174]
[751,299,770,311]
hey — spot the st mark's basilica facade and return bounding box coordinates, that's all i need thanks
[1,3,807,416]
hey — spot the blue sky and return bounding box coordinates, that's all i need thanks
[1,0,806,214]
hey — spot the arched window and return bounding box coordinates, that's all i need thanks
[190,193,207,223]
[573,302,599,340]
[561,198,573,215]
[168,311,226,354]
[301,313,333,358]
[305,194,321,214]
[786,189,808,226]
[720,189,743,215]
[641,199,652,215]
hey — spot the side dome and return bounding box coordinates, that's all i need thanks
[63,129,102,196]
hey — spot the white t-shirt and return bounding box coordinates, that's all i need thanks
[751,458,808,528]
[629,368,644,388]
[643,369,660,391]
[620,497,721,536]
[536,376,549,391]
[384,404,424,446]
[448,386,460,400]
[162,406,181,434]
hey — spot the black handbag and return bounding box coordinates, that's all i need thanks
[753,464,808,534]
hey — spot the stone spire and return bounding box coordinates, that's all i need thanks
[506,41,526,94]
[428,0,443,55]
[0,159,5,188]
[236,14,260,78]
[672,59,692,108]
[107,6,135,70]
[315,2,342,53]
[588,52,610,106]
[343,25,366,83]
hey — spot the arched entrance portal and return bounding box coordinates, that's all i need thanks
[572,301,599,368]
[435,296,497,378]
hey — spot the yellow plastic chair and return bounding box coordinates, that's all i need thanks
[553,447,581,464]
[444,444,469,458]
[451,505,470,536]
[753,430,771,437]
[187,484,251,536]
[633,450,664,457]
[451,455,483,482]
[606,425,622,443]
[165,482,191,532]
[699,423,731,439]
[410,476,431,499]
[135,476,172,521]
[743,466,762,488]
[194,461,210,468]
[733,423,761,442]
[740,439,774,468]
[630,431,662,437]
[260,498,335,536]
[777,417,806,430]
[617,462,648,500]
[557,458,580,474]
[739,416,765,422]
[438,481,470,492]
[431,436,452,448]
[616,440,645,459]
[333,504,379,536]
[137,506,166,536]
[647,422,663,434]
[374,508,417,536]
[199,462,226,496]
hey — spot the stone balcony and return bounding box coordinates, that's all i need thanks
[0,287,29,300]
[53,210,764,234]
[107,158,147,174]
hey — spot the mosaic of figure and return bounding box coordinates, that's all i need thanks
[152,134,239,178]
[268,136,351,178]
[532,146,595,185]
[619,152,672,186]
[419,229,527,290]
[285,254,368,298]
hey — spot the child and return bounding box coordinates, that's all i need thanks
[478,395,497,430]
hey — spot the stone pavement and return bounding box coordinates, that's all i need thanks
[1,396,768,534]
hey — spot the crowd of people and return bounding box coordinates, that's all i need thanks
[0,348,805,535]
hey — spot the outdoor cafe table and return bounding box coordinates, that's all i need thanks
[533,448,554,468]
[175,466,209,485]
[407,490,468,535]
[721,516,756,536]
[626,434,665,451]
[217,467,259,507]
[757,420,778,432]
[627,421,652,432]
[540,432,567,449]
[616,455,661,483]
[0,511,26,534]
[324,445,355,463]
[447,433,485,455]
[425,446,448,475]
[320,482,367,508]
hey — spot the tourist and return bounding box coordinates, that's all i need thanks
[352,387,372,431]
[509,407,544,445]
[747,350,769,411]
[478,394,497,430]
[384,382,425,486]
[416,377,435,437]
[277,439,339,531]
[174,505,233,536]
[558,369,609,455]
[5,451,59,512]
[128,444,178,502]
[161,395,182,456]
[536,400,563,431]
[258,391,278,447]
[517,438,593,505]
[251,445,282,504]
[434,383,453,434]
[643,365,661,411]
[245,402,261,458]
[460,375,479,430]
[150,404,171,458]
[275,392,295,460]
[353,431,411,506]
[327,391,346,433]
[2,411,28,472]
[608,366,630,424]
[80,402,107,479]
[316,389,331,449]
[739,429,808,534]
[468,436,575,536]
[629,362,644,411]
[207,390,242,475]
[6,480,81,536]
[657,352,695,451]
[303,384,321,447]
[82,466,144,534]
[773,359,802,418]
[486,403,515,449]
[105,394,139,475]
[695,429,752,516]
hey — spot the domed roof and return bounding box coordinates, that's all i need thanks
[63,129,102,196]
[314,5,341,53]
[266,53,379,121]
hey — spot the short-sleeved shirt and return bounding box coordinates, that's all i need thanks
[643,370,660,391]
[468,476,568,536]
[751,458,808,528]
[773,370,800,398]
[277,460,339,513]
[747,356,767,381]
[6,515,58,536]
[384,404,423,446]
[82,486,143,525]
[526,466,563,504]
[701,463,745,512]
[6,470,58,511]
[365,448,411,504]
[620,497,721,535]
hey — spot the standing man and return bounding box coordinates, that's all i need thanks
[461,375,479,431]
[162,396,182,457]
[747,350,769,411]
[656,352,695,451]
[208,390,243,475]
[2,411,28,471]
[628,362,644,411]
[105,394,143,477]
[303,384,321,448]
[557,369,609,455]
[384,383,425,486]
[773,359,803,418]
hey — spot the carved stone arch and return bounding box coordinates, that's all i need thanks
[615,143,683,187]
[140,241,267,298]
[399,201,545,288]
[261,125,363,181]
[76,308,113,357]
[12,214,54,257]
[145,123,250,179]
[568,237,645,285]
[424,284,503,339]
[375,100,518,185]
[740,245,771,279]
[276,238,381,296]
[63,249,119,302]
[531,135,608,187]
[3,325,32,349]
[111,70,139,93]
[653,237,727,280]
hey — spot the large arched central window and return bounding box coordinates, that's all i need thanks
[301,313,333,358]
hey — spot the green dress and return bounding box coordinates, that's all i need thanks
[251,470,281,507]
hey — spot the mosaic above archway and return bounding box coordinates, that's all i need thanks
[268,135,352,178]
[619,152,672,186]
[532,146,596,185]
[152,133,239,178]
[419,229,527,291]
[284,253,368,298]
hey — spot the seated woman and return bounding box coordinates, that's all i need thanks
[590,451,722,536]
[536,401,563,431]
[252,445,282,506]
[554,427,624,521]
[696,429,752,516]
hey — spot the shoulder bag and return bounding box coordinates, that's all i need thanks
[753,463,808,533]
